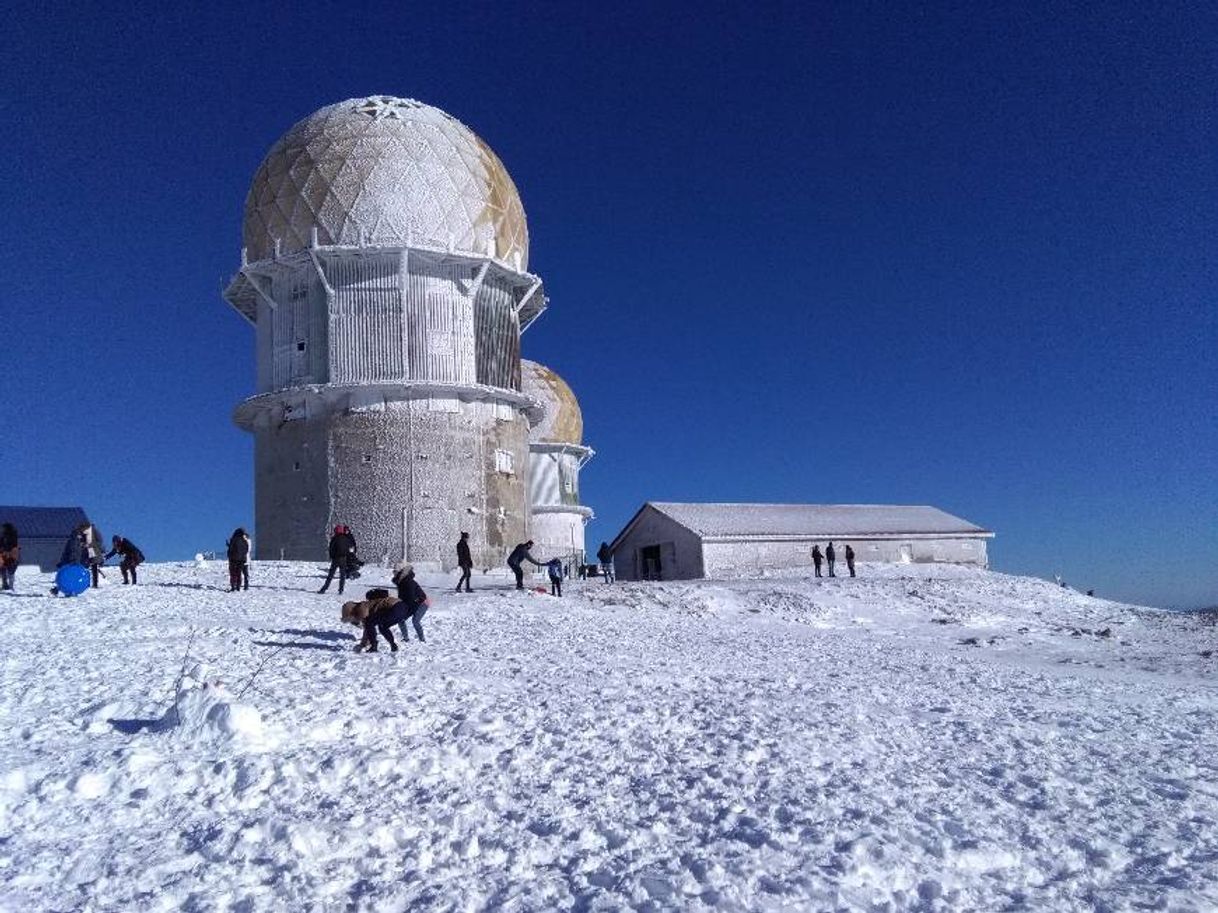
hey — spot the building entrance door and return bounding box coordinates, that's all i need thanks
[640,544,662,580]
[899,543,913,563]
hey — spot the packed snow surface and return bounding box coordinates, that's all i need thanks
[1,562,1216,911]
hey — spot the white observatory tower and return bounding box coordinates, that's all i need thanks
[521,360,594,562]
[223,96,547,569]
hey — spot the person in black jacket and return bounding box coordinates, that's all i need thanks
[59,526,87,569]
[845,544,856,578]
[319,525,356,594]
[0,523,18,592]
[811,545,823,578]
[455,532,473,593]
[596,541,614,584]
[507,540,543,590]
[226,528,251,591]
[392,562,429,642]
[826,542,837,578]
[0,521,17,594]
[105,535,146,585]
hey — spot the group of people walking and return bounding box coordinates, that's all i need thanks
[811,542,856,578]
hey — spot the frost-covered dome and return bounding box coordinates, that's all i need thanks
[522,360,583,445]
[242,96,529,267]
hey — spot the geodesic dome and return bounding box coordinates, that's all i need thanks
[241,96,529,267]
[522,360,583,445]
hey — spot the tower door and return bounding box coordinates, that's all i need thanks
[899,543,913,563]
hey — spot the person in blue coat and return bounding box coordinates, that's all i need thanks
[546,558,564,597]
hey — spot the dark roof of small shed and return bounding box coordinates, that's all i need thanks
[0,506,88,538]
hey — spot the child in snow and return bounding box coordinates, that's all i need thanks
[546,558,564,597]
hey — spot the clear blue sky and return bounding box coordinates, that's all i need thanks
[3,2,1215,607]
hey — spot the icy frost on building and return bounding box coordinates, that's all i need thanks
[609,503,993,581]
[521,360,593,562]
[223,96,591,569]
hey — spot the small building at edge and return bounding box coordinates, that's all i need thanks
[608,502,993,581]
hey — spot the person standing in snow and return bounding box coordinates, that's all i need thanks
[340,525,363,579]
[105,535,145,585]
[596,541,614,583]
[78,522,106,588]
[455,532,473,593]
[319,525,357,594]
[507,540,543,590]
[59,526,87,568]
[0,523,19,591]
[546,558,564,597]
[226,527,251,591]
[845,544,856,578]
[391,561,430,642]
[811,545,823,578]
[826,542,837,578]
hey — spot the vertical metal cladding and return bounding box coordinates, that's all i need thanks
[475,277,522,391]
[329,254,404,384]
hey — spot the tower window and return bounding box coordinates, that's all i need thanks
[293,461,301,471]
[494,449,514,474]
[362,454,373,464]
[296,342,306,352]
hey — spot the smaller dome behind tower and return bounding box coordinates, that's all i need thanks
[522,359,583,445]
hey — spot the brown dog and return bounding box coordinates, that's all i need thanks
[341,595,404,652]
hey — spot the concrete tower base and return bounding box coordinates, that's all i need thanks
[239,386,535,570]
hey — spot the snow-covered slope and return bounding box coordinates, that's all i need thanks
[1,562,1215,911]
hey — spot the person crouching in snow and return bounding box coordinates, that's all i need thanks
[105,535,145,585]
[391,562,429,642]
[546,558,564,597]
[341,593,411,652]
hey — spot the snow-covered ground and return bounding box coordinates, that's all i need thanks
[1,561,1216,912]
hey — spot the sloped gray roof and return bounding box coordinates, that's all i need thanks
[647,503,992,538]
[0,506,88,538]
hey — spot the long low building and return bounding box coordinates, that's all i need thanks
[609,502,994,581]
[0,506,90,571]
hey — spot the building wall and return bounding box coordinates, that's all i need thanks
[700,536,989,576]
[328,398,529,570]
[252,418,331,561]
[612,507,705,581]
[16,538,71,572]
[528,450,584,507]
[531,510,586,561]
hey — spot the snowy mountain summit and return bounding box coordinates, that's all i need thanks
[1,562,1215,911]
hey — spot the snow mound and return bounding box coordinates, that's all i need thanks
[157,664,268,748]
